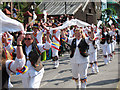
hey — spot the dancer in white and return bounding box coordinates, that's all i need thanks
[88,29,99,73]
[4,30,51,88]
[51,23,61,68]
[2,33,26,89]
[32,23,45,44]
[61,28,94,88]
[100,26,112,65]
[109,25,116,59]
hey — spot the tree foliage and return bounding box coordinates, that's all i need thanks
[102,8,117,16]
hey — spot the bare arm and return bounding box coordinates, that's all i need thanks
[16,33,25,59]
[25,24,29,31]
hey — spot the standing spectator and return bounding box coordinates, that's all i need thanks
[12,5,17,19]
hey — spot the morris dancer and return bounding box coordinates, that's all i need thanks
[2,33,26,89]
[100,26,112,65]
[32,23,45,44]
[109,25,117,59]
[88,29,99,73]
[61,28,94,88]
[4,30,51,88]
[51,23,61,68]
[2,32,14,88]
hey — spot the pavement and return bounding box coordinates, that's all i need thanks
[10,44,120,89]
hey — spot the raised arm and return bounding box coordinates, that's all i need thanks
[2,33,17,53]
[6,32,26,73]
[6,32,13,45]
[16,33,25,59]
[37,30,51,53]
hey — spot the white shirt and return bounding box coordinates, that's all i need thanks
[6,41,51,77]
[35,29,44,44]
[67,37,91,64]
[25,45,32,56]
[109,31,116,42]
[6,55,26,75]
[51,30,60,43]
[88,34,97,53]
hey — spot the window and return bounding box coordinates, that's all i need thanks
[89,8,91,13]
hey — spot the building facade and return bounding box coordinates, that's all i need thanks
[38,1,102,25]
[74,2,102,24]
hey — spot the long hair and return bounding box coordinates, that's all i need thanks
[29,51,41,67]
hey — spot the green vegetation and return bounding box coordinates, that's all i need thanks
[2,2,42,23]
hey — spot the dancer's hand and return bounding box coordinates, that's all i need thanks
[2,32,8,46]
[17,31,25,45]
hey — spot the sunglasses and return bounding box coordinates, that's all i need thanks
[88,32,91,34]
[24,38,32,40]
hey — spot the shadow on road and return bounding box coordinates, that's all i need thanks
[88,64,106,69]
[44,67,54,71]
[87,73,98,76]
[98,64,106,67]
[11,80,22,84]
[97,61,104,63]
[58,69,72,74]
[42,76,72,85]
[87,78,119,87]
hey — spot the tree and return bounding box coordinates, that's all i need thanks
[102,8,117,17]
[102,8,117,24]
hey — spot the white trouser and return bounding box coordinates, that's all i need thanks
[111,42,115,52]
[101,44,112,63]
[101,44,111,55]
[96,39,101,50]
[21,67,44,88]
[113,40,117,47]
[112,40,116,52]
[71,63,88,79]
[89,51,97,63]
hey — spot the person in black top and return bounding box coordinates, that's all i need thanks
[100,26,112,65]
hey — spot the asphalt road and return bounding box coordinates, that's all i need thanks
[10,44,120,89]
